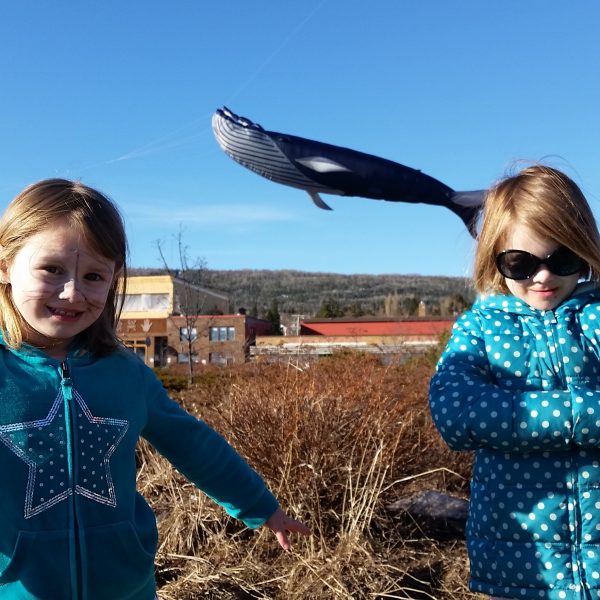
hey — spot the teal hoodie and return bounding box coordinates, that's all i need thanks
[0,338,278,599]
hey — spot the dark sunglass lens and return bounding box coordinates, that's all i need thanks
[497,251,538,279]
[547,247,583,276]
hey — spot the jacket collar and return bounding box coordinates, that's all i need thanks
[0,331,94,367]
[474,281,600,316]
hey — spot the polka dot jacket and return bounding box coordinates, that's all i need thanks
[429,283,600,599]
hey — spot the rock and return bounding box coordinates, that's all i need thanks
[386,490,469,537]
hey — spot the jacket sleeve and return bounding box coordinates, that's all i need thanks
[567,302,600,446]
[569,387,600,447]
[429,311,574,452]
[141,372,278,529]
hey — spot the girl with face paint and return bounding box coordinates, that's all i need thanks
[0,179,309,599]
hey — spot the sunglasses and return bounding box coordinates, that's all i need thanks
[495,246,585,280]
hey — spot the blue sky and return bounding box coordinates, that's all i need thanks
[1,1,599,277]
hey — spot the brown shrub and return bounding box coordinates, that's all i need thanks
[137,352,483,599]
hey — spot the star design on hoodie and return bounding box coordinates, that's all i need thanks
[0,389,128,518]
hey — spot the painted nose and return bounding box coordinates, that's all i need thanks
[58,279,85,302]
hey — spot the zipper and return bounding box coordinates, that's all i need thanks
[544,311,588,595]
[60,361,81,600]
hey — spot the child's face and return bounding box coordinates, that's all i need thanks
[1,219,117,359]
[500,222,580,310]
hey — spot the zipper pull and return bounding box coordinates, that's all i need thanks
[60,361,72,384]
[60,361,73,402]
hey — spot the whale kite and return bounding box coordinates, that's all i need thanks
[212,107,485,236]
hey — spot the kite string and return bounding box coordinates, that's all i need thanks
[223,0,326,105]
[113,120,213,161]
[74,0,326,173]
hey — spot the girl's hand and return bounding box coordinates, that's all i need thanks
[265,507,311,551]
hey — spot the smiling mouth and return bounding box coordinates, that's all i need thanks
[48,307,82,319]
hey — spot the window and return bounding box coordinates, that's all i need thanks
[124,341,147,362]
[209,326,236,341]
[178,352,199,363]
[179,327,198,342]
[209,352,233,365]
[122,293,169,312]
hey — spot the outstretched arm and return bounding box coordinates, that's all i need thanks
[265,507,311,551]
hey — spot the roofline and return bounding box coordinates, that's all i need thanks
[301,316,456,324]
[169,314,272,323]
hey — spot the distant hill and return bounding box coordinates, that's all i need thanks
[130,268,475,318]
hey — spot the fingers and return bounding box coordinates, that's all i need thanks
[266,508,311,551]
[275,529,291,551]
[274,520,310,551]
[285,517,311,537]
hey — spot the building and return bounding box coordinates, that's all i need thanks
[121,274,230,318]
[252,317,454,361]
[299,317,453,337]
[118,275,272,366]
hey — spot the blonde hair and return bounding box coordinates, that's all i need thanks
[0,178,128,355]
[474,165,600,294]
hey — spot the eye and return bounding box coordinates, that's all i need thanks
[41,265,61,275]
[85,273,104,282]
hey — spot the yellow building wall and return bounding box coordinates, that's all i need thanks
[124,275,173,294]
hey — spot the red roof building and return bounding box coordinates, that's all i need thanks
[253,317,455,361]
[300,318,454,337]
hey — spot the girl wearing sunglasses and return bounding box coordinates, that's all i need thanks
[429,165,600,600]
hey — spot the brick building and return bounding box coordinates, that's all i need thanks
[118,275,272,366]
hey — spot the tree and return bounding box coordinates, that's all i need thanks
[346,302,365,318]
[155,227,209,385]
[447,293,469,316]
[316,297,345,318]
[402,296,421,316]
[263,299,282,335]
[383,292,401,317]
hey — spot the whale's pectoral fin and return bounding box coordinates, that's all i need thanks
[308,191,333,210]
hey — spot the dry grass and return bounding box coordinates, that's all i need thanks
[137,351,485,599]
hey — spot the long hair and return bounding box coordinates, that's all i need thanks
[474,165,600,294]
[0,178,128,355]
